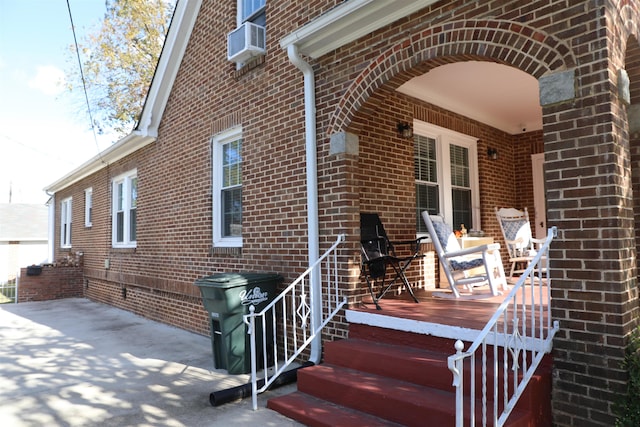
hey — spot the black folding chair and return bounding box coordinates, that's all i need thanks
[360,213,425,310]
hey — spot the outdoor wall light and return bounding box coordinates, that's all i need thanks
[397,121,413,139]
[487,147,498,160]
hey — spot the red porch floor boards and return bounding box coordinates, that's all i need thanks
[351,284,550,332]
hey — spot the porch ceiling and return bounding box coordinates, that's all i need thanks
[397,61,543,135]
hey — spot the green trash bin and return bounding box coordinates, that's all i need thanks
[194,272,283,375]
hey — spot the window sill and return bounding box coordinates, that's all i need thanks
[111,245,136,251]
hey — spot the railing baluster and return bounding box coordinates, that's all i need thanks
[492,325,498,426]
[449,227,559,426]
[502,311,509,414]
[243,234,346,410]
[247,305,258,410]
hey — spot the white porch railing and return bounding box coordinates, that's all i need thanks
[243,234,347,410]
[0,271,18,304]
[448,226,559,427]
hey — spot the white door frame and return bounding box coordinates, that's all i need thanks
[531,153,546,239]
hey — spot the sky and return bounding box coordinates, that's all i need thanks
[0,1,117,205]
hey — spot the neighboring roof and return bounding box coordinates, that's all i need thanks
[44,0,203,194]
[0,203,48,241]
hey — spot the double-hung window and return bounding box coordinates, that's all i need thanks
[112,170,137,248]
[212,127,243,247]
[84,188,93,227]
[414,121,479,234]
[60,197,72,248]
[239,0,265,26]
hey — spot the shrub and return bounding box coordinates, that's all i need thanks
[616,325,640,427]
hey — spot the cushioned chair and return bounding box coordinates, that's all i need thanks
[360,213,425,310]
[422,211,507,298]
[495,207,547,279]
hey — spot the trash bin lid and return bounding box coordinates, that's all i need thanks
[194,272,283,289]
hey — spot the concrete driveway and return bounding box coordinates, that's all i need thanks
[0,298,302,426]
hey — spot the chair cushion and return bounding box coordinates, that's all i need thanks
[431,219,462,253]
[450,257,484,271]
[502,219,532,250]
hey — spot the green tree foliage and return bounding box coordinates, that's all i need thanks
[616,325,640,427]
[67,0,175,136]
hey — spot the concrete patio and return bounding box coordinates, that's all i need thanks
[0,298,301,427]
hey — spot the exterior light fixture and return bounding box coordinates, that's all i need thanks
[487,148,498,160]
[397,121,413,139]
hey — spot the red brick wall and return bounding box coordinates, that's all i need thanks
[84,278,209,336]
[48,2,640,425]
[18,265,84,303]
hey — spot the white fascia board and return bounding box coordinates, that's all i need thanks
[45,0,203,194]
[138,0,202,135]
[280,0,437,58]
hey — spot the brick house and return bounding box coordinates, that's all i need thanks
[45,1,639,425]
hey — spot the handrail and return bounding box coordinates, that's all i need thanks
[243,234,347,410]
[448,226,559,427]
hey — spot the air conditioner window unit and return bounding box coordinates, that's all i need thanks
[227,22,266,63]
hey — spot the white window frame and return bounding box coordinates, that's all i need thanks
[111,170,137,248]
[238,0,266,24]
[414,120,480,236]
[84,188,93,227]
[60,197,72,248]
[212,126,243,248]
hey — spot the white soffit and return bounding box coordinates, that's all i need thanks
[398,61,543,135]
[280,0,438,58]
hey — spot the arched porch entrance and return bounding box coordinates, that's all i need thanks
[322,20,575,308]
[315,9,639,427]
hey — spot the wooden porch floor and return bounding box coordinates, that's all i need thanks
[347,283,550,341]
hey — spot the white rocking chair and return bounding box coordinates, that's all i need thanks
[422,211,508,298]
[495,207,547,279]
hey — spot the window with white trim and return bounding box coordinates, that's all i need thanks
[239,0,265,26]
[112,170,137,247]
[212,127,243,247]
[60,197,72,248]
[414,121,480,234]
[84,188,93,227]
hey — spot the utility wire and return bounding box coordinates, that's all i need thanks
[65,0,105,164]
[0,133,72,166]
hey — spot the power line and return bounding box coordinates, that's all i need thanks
[0,133,72,166]
[65,0,105,164]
